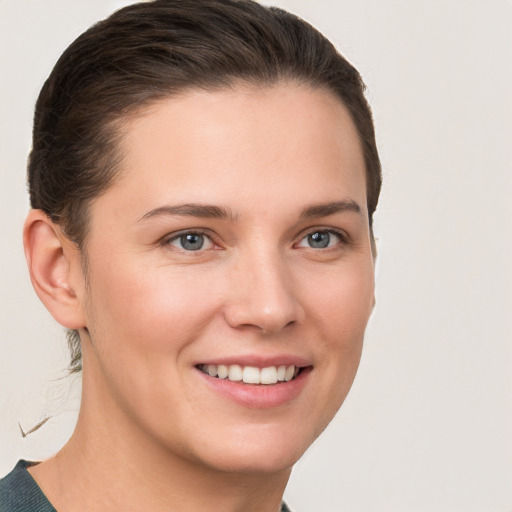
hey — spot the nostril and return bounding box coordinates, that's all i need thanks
[260,319,295,336]
[222,266,305,333]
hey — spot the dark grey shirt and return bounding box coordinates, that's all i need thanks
[0,460,292,511]
[0,460,56,512]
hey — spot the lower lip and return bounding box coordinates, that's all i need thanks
[196,367,312,409]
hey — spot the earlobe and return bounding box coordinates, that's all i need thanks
[23,210,86,329]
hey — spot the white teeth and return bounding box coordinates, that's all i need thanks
[228,364,243,382]
[200,364,299,385]
[260,366,278,384]
[284,365,295,382]
[242,366,260,384]
[217,364,229,379]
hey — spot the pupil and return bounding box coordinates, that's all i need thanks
[308,231,329,248]
[181,233,204,250]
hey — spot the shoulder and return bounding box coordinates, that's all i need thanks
[0,460,56,512]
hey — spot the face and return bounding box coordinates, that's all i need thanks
[77,83,375,474]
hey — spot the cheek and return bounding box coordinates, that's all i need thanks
[82,259,224,428]
[85,257,223,358]
[302,261,373,421]
[305,259,374,340]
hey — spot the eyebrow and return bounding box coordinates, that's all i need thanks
[300,200,361,219]
[139,199,361,223]
[139,203,237,222]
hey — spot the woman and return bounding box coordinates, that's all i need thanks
[0,0,381,510]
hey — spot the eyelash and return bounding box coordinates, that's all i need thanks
[295,228,349,250]
[160,227,349,253]
[160,229,217,253]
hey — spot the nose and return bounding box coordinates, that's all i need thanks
[223,249,304,335]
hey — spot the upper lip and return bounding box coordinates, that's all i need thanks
[195,354,312,368]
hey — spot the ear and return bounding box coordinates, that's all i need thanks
[23,210,86,329]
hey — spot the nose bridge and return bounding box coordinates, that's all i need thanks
[225,243,302,333]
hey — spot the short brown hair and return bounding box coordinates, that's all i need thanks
[28,0,382,373]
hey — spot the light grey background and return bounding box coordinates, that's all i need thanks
[1,1,511,510]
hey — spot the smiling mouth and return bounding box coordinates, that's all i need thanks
[197,364,306,385]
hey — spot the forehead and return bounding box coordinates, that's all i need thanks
[97,83,367,220]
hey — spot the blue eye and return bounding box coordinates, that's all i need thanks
[167,232,213,251]
[297,230,341,249]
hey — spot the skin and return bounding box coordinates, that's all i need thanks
[24,83,375,512]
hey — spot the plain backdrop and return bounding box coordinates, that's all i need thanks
[0,1,511,511]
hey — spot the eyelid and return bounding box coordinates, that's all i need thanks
[160,228,218,251]
[294,227,349,248]
[157,226,349,252]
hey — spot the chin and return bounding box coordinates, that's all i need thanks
[184,425,316,475]
[199,448,301,475]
